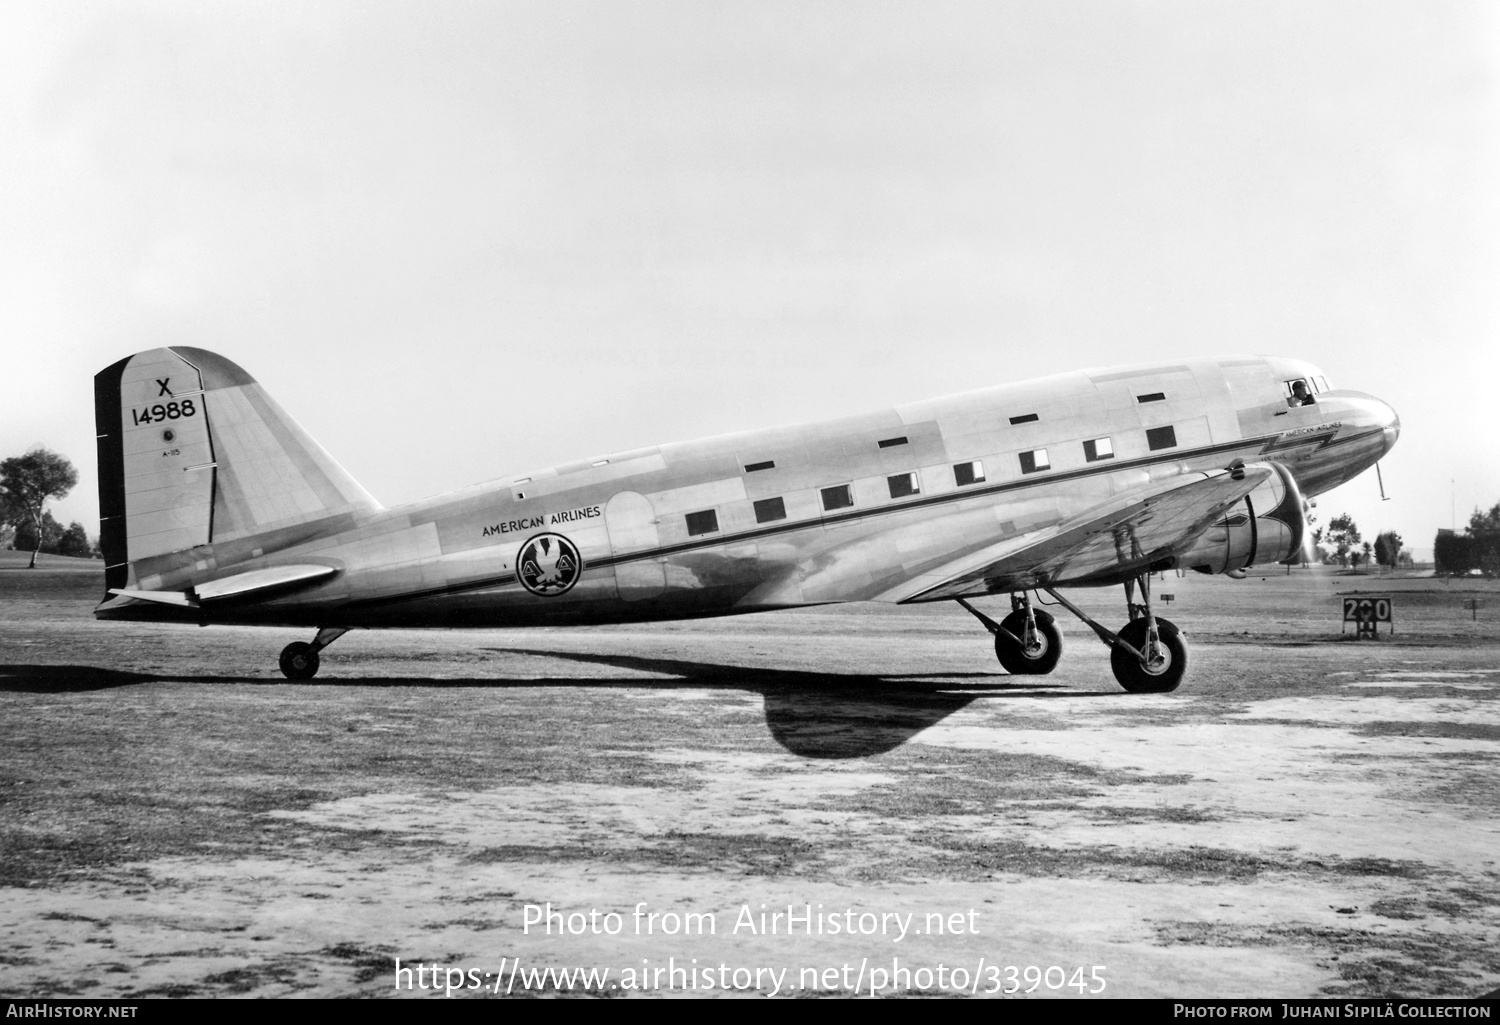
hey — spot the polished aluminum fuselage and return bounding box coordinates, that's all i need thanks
[101,355,1398,628]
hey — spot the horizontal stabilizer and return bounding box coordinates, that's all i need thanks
[106,588,195,607]
[109,564,338,608]
[191,564,338,602]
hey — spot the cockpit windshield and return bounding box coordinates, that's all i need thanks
[1283,378,1317,407]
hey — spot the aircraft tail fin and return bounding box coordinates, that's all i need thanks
[94,347,381,594]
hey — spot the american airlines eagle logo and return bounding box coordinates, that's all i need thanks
[517,533,582,596]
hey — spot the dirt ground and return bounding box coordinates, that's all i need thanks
[2,561,1498,999]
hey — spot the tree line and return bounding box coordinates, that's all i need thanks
[1434,503,1500,577]
[1311,512,1406,570]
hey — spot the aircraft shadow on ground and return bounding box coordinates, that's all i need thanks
[0,653,1117,759]
[0,664,173,693]
[480,648,1115,758]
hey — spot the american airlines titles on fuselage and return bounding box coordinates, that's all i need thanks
[481,504,601,538]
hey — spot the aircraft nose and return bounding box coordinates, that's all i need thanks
[1379,400,1400,456]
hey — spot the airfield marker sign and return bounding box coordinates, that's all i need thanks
[1342,595,1392,639]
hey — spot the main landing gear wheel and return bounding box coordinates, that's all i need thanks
[279,642,320,680]
[994,609,1063,675]
[1110,617,1186,694]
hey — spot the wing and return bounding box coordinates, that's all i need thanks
[889,465,1271,602]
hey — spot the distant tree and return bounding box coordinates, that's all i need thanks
[1325,513,1362,568]
[1374,531,1403,570]
[56,521,92,559]
[1470,502,1500,578]
[13,511,64,556]
[0,449,79,568]
[0,482,22,548]
[1434,529,1476,576]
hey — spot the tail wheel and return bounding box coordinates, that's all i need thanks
[1110,618,1186,693]
[995,609,1063,675]
[279,642,320,680]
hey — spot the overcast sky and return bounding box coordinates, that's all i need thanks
[2,1,1495,560]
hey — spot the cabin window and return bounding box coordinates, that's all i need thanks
[1136,392,1166,403]
[953,460,985,486]
[753,497,786,523]
[820,484,854,511]
[1146,426,1177,451]
[744,460,775,473]
[1018,448,1050,474]
[685,509,719,536]
[887,472,919,499]
[1315,375,1329,392]
[1008,413,1039,425]
[877,436,908,449]
[1083,437,1114,462]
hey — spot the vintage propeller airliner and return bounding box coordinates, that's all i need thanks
[94,349,1398,691]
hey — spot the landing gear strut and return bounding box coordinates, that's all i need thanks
[278,627,348,680]
[1042,572,1187,693]
[957,594,1063,675]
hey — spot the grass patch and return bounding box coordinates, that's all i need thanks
[1354,721,1500,742]
[883,837,1429,884]
[1151,920,1500,997]
[469,831,824,876]
[1089,804,1219,823]
[322,942,398,984]
[819,748,1193,820]
[886,835,1278,881]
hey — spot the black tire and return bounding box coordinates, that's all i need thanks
[279,642,320,680]
[994,609,1063,675]
[1110,617,1186,693]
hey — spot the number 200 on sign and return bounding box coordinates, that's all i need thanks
[132,400,196,425]
[1342,597,1392,623]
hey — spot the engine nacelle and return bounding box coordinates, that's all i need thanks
[1178,462,1308,575]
